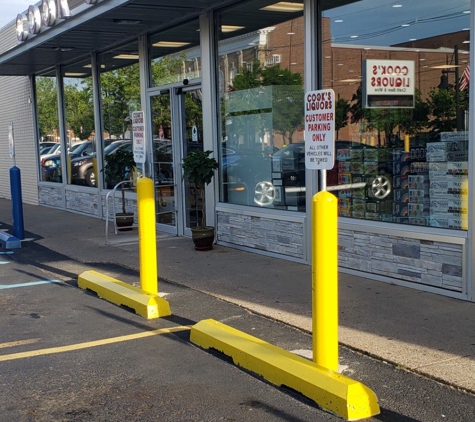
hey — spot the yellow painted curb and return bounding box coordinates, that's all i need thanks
[190,319,380,421]
[78,270,171,319]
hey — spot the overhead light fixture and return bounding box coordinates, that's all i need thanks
[113,19,141,25]
[113,54,139,60]
[54,46,74,52]
[153,41,190,48]
[260,2,304,13]
[431,64,461,69]
[64,73,87,77]
[221,25,245,33]
[83,64,105,68]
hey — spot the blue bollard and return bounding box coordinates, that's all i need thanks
[10,166,25,240]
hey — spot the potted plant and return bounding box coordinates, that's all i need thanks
[182,150,219,250]
[103,146,137,230]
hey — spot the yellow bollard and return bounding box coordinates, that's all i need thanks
[92,157,98,187]
[312,190,338,372]
[137,177,158,295]
[404,135,410,152]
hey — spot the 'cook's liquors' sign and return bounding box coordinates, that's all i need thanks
[363,59,415,109]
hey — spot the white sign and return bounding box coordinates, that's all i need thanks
[304,89,335,170]
[132,111,146,164]
[8,122,14,159]
[363,59,415,108]
[192,125,198,142]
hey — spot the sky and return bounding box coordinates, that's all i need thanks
[0,0,31,29]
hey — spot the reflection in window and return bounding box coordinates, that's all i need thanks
[150,20,201,87]
[36,76,61,183]
[218,1,305,210]
[323,0,470,229]
[98,44,141,189]
[63,68,95,187]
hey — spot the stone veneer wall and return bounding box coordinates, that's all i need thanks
[338,230,464,292]
[217,210,464,293]
[39,186,64,208]
[217,211,304,259]
[66,190,99,216]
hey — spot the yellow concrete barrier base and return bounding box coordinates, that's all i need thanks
[190,319,380,421]
[78,270,171,319]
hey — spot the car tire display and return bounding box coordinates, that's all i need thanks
[254,181,276,207]
[367,174,392,200]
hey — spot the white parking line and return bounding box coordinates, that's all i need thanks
[0,280,61,290]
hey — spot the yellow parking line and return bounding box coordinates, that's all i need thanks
[0,326,190,362]
[0,338,40,349]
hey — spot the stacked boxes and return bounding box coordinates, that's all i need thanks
[427,139,468,229]
[334,136,469,230]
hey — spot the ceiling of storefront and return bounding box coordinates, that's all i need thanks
[0,0,305,77]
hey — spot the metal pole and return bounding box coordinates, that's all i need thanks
[137,177,158,295]
[312,190,338,371]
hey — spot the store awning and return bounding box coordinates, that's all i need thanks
[0,0,214,76]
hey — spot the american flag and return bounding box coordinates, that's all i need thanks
[459,64,470,91]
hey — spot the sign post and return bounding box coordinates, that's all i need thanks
[304,89,338,371]
[9,122,25,240]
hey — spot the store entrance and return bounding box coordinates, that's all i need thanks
[149,86,204,236]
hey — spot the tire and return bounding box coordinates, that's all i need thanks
[85,168,96,187]
[254,181,275,206]
[368,174,391,200]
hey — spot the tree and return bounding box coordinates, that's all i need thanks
[64,78,95,141]
[335,97,350,139]
[230,60,304,145]
[100,63,141,139]
[426,86,468,135]
[36,77,59,140]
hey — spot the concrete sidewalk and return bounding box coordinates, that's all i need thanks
[1,198,475,393]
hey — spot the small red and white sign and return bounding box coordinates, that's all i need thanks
[132,111,146,164]
[304,89,335,170]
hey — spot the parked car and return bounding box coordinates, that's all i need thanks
[71,140,131,186]
[41,141,96,182]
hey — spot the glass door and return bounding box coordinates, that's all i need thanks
[181,88,204,234]
[150,86,203,235]
[151,91,176,233]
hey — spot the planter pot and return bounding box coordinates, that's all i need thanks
[191,226,215,251]
[116,212,134,231]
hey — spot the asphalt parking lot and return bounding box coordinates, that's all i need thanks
[1,240,475,421]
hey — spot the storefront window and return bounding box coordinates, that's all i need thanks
[217,0,305,210]
[63,60,95,187]
[98,42,141,189]
[150,20,201,87]
[322,0,470,229]
[36,76,61,183]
